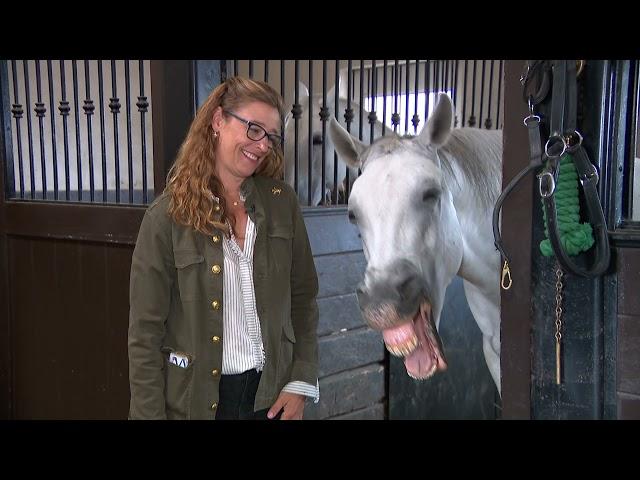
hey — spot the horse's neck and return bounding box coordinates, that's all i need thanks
[439,140,501,291]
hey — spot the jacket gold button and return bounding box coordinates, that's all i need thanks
[211,264,221,274]
[211,336,220,343]
[212,235,220,243]
[211,402,218,410]
[211,369,219,377]
[211,300,220,310]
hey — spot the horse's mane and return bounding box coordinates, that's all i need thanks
[438,128,502,210]
[361,128,502,210]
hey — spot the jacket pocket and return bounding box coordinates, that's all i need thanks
[161,346,195,420]
[267,224,293,274]
[282,322,296,343]
[174,250,204,301]
[268,224,293,239]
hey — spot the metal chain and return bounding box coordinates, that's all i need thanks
[554,263,564,384]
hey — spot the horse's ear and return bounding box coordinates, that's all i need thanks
[297,81,310,100]
[329,117,366,169]
[418,93,453,147]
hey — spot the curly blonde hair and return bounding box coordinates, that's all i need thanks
[165,76,286,236]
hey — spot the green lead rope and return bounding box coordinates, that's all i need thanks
[540,154,595,257]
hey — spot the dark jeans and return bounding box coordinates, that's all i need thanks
[215,369,282,420]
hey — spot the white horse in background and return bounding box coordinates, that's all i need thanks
[329,93,502,394]
[284,83,384,206]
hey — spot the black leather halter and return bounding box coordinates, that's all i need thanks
[492,60,610,287]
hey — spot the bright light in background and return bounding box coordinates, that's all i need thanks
[364,90,453,136]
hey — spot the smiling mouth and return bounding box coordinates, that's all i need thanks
[380,300,447,380]
[242,149,260,161]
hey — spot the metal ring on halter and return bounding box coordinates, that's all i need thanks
[538,170,556,198]
[545,134,568,158]
[565,130,583,152]
[523,114,541,126]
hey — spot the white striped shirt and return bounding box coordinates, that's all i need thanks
[221,215,319,403]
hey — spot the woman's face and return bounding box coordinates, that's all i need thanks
[212,101,281,182]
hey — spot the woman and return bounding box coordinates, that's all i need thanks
[128,76,319,420]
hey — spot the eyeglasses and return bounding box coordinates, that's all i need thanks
[224,110,283,148]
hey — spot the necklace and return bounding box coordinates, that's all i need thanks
[232,191,246,207]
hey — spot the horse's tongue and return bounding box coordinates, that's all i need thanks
[404,302,448,379]
[382,322,416,346]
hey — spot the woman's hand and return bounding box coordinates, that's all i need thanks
[267,391,305,420]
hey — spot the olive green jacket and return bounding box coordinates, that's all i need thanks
[128,175,319,419]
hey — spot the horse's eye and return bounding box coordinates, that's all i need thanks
[348,210,357,224]
[422,188,440,202]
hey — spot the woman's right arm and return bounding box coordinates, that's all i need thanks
[128,207,174,419]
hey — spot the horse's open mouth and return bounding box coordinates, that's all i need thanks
[382,301,448,380]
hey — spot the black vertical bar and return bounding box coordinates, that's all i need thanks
[59,60,71,200]
[479,60,486,130]
[1,61,16,200]
[72,60,83,200]
[404,60,410,133]
[444,59,449,94]
[462,60,468,127]
[125,60,133,203]
[110,60,121,203]
[233,60,238,77]
[424,59,430,123]
[46,60,58,200]
[345,59,353,201]
[486,60,495,129]
[249,60,253,79]
[321,60,327,205]
[453,60,459,126]
[382,60,388,136]
[293,60,299,196]
[98,61,107,202]
[10,61,23,198]
[307,60,313,206]
[434,60,440,93]
[370,59,377,143]
[23,61,35,199]
[333,59,339,205]
[138,60,148,204]
[264,60,269,82]
[496,60,504,128]
[469,60,477,127]
[392,59,399,133]
[34,60,47,199]
[359,60,364,142]
[413,59,419,134]
[84,60,95,202]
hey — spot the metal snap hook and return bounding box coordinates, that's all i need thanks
[565,130,583,152]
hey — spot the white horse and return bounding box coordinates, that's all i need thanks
[329,93,502,394]
[284,83,384,206]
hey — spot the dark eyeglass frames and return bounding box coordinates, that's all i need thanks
[224,110,283,148]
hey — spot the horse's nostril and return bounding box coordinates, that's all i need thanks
[398,276,419,301]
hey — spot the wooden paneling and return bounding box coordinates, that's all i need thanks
[305,364,385,420]
[618,249,640,316]
[618,392,640,419]
[10,236,132,419]
[318,328,384,378]
[314,252,366,299]
[500,60,534,419]
[618,314,640,395]
[317,293,365,337]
